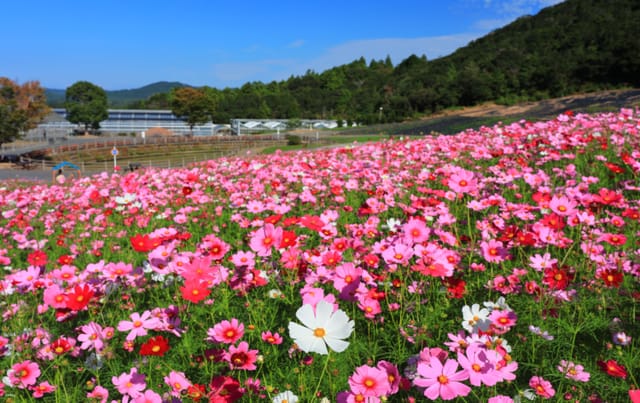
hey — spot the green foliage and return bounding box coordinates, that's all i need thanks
[0,78,50,146]
[169,86,216,133]
[65,81,109,134]
[47,0,640,126]
[285,134,302,146]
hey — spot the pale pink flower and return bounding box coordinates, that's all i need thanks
[112,367,146,398]
[548,195,577,216]
[488,396,514,403]
[117,310,161,341]
[414,356,470,400]
[164,370,191,397]
[457,344,501,386]
[132,389,163,403]
[557,360,590,382]
[86,385,109,402]
[77,321,106,352]
[249,223,282,256]
[402,218,430,245]
[448,169,478,195]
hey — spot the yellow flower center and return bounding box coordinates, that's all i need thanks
[314,328,326,338]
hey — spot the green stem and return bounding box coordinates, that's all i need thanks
[312,351,331,399]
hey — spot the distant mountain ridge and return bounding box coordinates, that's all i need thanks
[45,81,189,107]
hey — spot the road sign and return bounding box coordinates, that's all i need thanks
[111,147,119,156]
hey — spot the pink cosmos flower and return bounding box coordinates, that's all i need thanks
[448,169,478,195]
[112,367,146,398]
[30,381,56,398]
[529,376,555,399]
[488,396,514,403]
[206,318,245,344]
[414,356,470,400]
[381,242,413,265]
[249,223,282,257]
[480,240,508,263]
[333,262,362,294]
[348,364,391,398]
[164,370,192,397]
[548,195,577,216]
[488,309,517,333]
[457,344,501,386]
[224,341,258,370]
[402,218,430,245]
[8,360,40,389]
[86,385,109,402]
[377,360,401,394]
[557,360,590,382]
[261,330,283,345]
[117,310,161,341]
[77,321,107,352]
[132,389,163,403]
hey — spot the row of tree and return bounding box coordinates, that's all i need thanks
[3,0,640,143]
[130,0,640,125]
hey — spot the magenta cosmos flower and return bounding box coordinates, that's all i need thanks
[206,318,245,344]
[348,364,391,398]
[8,360,41,388]
[414,356,470,400]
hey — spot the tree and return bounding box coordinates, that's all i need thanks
[65,81,108,134]
[170,87,214,135]
[0,77,50,148]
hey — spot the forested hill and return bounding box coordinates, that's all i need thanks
[209,0,640,124]
[48,0,640,124]
[45,81,188,108]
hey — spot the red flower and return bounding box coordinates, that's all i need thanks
[139,335,170,356]
[543,266,573,290]
[208,375,243,402]
[57,255,74,265]
[630,389,640,403]
[50,338,73,355]
[604,162,625,174]
[594,188,622,205]
[130,234,158,253]
[264,214,282,224]
[186,384,207,401]
[279,230,297,248]
[65,284,94,311]
[540,213,565,230]
[442,277,466,298]
[182,186,193,196]
[597,359,627,379]
[599,269,623,287]
[27,250,48,267]
[180,280,211,303]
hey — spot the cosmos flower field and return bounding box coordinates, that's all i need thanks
[0,109,639,402]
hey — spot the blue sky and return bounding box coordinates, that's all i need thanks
[3,0,563,90]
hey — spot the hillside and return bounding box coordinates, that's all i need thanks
[43,0,640,123]
[45,81,188,108]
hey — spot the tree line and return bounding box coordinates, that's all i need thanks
[3,0,639,144]
[130,0,640,125]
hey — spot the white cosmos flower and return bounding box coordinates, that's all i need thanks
[272,390,299,403]
[288,299,354,354]
[461,303,490,333]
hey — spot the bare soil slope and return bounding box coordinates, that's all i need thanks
[394,89,640,136]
